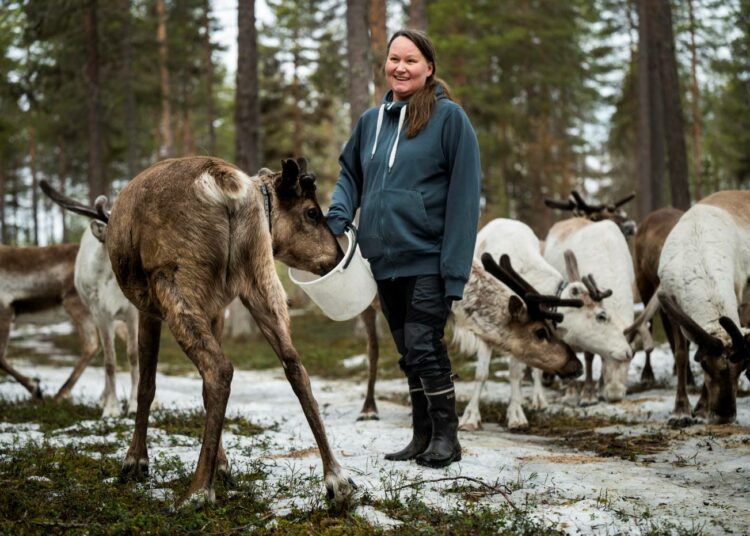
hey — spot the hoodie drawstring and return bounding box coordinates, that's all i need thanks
[369,103,407,172]
[388,105,407,172]
[370,104,386,159]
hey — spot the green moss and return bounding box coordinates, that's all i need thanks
[0,398,101,433]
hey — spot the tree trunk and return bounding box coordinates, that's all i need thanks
[409,0,427,31]
[647,0,665,211]
[156,0,174,159]
[121,0,138,179]
[369,0,387,103]
[57,136,68,243]
[202,0,216,154]
[654,0,691,210]
[85,0,105,203]
[0,156,5,244]
[687,0,703,200]
[347,0,370,128]
[28,126,39,245]
[235,0,261,173]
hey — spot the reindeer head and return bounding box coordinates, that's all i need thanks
[555,250,633,364]
[266,158,343,275]
[480,253,583,378]
[659,292,748,423]
[545,191,637,238]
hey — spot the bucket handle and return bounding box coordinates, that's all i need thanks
[342,222,359,270]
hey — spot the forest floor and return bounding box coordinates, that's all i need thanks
[1,315,749,535]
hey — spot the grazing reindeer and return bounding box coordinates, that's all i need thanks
[454,254,583,431]
[630,208,694,384]
[545,190,637,237]
[41,184,142,418]
[0,244,100,399]
[459,219,632,430]
[544,218,636,404]
[658,191,750,424]
[42,156,354,508]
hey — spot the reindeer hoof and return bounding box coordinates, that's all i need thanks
[507,422,530,432]
[120,456,149,482]
[31,378,43,399]
[183,487,216,509]
[668,416,698,429]
[356,412,380,421]
[325,473,357,510]
[102,400,123,419]
[458,421,481,432]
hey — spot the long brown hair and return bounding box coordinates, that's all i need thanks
[387,29,452,138]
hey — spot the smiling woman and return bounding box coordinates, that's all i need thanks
[326,29,482,469]
[386,36,434,101]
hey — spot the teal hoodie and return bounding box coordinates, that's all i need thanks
[327,86,481,300]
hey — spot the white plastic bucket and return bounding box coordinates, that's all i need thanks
[288,227,377,321]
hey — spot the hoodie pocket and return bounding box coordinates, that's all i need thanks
[381,189,440,254]
[358,195,384,258]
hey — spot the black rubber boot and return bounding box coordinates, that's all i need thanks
[416,375,462,468]
[385,376,431,461]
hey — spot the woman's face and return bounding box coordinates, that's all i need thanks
[385,36,434,101]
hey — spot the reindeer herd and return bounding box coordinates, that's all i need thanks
[1,155,749,509]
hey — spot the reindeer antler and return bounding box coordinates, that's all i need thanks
[571,190,605,214]
[543,196,576,211]
[581,274,613,302]
[480,253,583,324]
[613,192,636,208]
[719,317,749,363]
[40,180,107,222]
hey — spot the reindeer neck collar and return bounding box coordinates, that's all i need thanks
[260,182,272,236]
[548,280,568,326]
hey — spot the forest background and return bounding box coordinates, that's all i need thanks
[0,0,748,246]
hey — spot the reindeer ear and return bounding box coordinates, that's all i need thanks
[508,295,526,322]
[279,159,300,195]
[90,220,107,243]
[564,250,581,281]
[296,156,308,175]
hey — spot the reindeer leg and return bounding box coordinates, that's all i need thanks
[241,270,354,508]
[685,341,696,386]
[668,328,695,428]
[55,294,100,401]
[507,356,529,431]
[530,368,548,410]
[458,341,490,431]
[120,312,161,483]
[640,350,656,385]
[579,353,598,406]
[209,313,229,481]
[124,312,141,415]
[357,305,380,421]
[97,319,121,418]
[156,293,231,508]
[0,307,42,397]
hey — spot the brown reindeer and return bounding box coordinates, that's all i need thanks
[43,156,354,508]
[630,208,691,382]
[0,244,100,399]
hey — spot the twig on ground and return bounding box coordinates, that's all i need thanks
[385,475,516,510]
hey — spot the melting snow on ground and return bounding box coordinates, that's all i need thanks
[1,332,750,534]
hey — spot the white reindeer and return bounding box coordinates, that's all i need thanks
[458,219,632,430]
[658,191,750,424]
[544,218,636,404]
[74,224,140,417]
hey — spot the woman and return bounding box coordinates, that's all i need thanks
[327,29,481,468]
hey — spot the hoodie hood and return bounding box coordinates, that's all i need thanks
[372,85,449,171]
